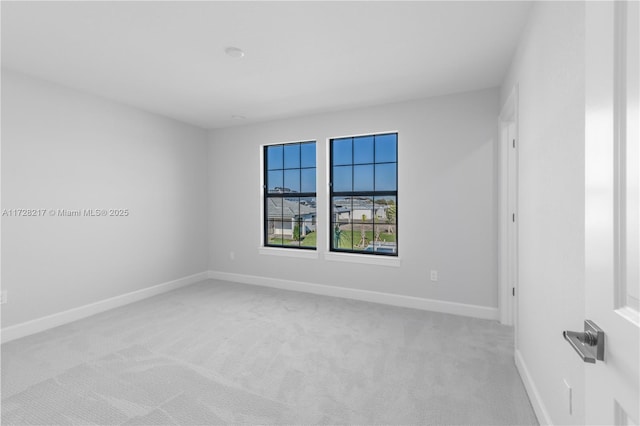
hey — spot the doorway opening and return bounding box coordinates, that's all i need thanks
[499,86,519,338]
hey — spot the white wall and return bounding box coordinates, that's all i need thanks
[209,88,500,312]
[501,2,585,425]
[1,69,209,328]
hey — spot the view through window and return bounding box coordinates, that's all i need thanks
[330,133,398,255]
[264,141,316,249]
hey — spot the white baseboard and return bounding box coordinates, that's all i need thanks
[1,271,209,344]
[207,270,499,321]
[515,349,552,425]
[2,270,499,344]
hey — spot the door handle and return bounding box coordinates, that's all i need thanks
[563,320,605,363]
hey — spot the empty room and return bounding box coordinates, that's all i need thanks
[1,1,638,425]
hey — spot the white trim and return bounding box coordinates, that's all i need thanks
[262,137,318,148]
[515,349,552,426]
[258,246,319,259]
[326,130,401,258]
[498,120,509,325]
[324,251,401,267]
[207,270,498,320]
[326,129,400,141]
[499,87,517,121]
[0,271,209,344]
[259,144,265,246]
[498,85,519,328]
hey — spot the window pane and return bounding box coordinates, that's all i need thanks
[266,198,283,219]
[266,219,280,246]
[267,170,283,192]
[270,226,285,246]
[354,136,374,164]
[301,168,316,193]
[333,166,352,192]
[282,197,300,219]
[267,145,283,170]
[278,197,298,246]
[374,196,397,224]
[352,196,374,223]
[331,196,352,224]
[372,223,397,242]
[266,198,284,246]
[371,197,397,253]
[371,225,397,254]
[353,165,374,191]
[332,196,352,251]
[353,203,373,248]
[299,197,317,248]
[332,222,353,250]
[375,134,397,163]
[375,163,397,191]
[332,138,352,165]
[300,142,316,168]
[284,169,300,193]
[269,198,317,248]
[283,222,301,247]
[284,144,300,169]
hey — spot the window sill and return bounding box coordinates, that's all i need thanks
[324,251,402,267]
[258,247,319,259]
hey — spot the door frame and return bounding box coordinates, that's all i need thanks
[499,85,519,333]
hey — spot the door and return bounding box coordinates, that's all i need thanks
[585,1,639,424]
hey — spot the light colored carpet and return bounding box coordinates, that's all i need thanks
[1,279,538,425]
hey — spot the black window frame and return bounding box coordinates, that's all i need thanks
[329,132,398,256]
[263,141,317,250]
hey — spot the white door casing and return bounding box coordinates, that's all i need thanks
[585,1,639,424]
[507,120,518,335]
[499,88,518,330]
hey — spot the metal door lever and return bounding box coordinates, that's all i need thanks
[563,320,605,363]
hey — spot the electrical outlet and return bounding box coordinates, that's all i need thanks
[430,270,438,282]
[563,379,572,415]
[0,290,7,305]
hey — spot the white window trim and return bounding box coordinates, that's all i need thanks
[259,139,319,252]
[324,251,401,267]
[259,131,400,266]
[326,130,400,260]
[258,246,319,259]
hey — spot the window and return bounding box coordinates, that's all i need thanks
[330,133,397,255]
[264,141,316,249]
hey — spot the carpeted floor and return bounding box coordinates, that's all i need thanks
[1,280,538,425]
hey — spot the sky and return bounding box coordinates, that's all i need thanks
[266,134,397,195]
